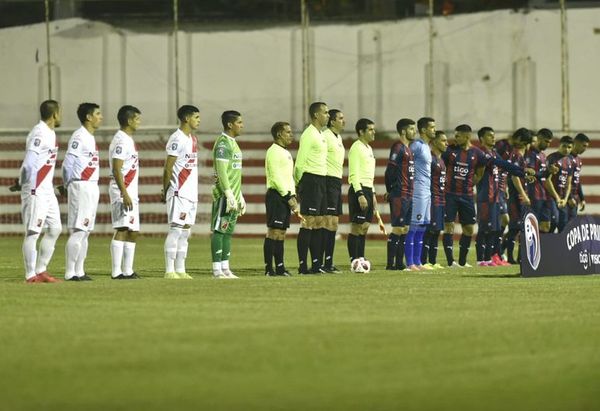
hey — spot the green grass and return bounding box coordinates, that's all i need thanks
[1,236,599,411]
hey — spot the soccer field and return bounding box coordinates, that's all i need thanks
[1,236,599,411]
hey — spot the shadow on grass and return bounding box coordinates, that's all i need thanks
[461,272,521,279]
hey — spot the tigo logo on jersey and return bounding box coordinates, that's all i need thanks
[524,213,541,270]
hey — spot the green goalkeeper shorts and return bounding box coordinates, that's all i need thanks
[211,196,239,234]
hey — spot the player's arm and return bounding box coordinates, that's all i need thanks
[293,135,309,185]
[490,157,529,178]
[511,175,530,206]
[19,150,39,194]
[215,154,237,213]
[544,176,561,205]
[563,175,572,203]
[112,158,132,210]
[474,165,484,185]
[161,155,177,203]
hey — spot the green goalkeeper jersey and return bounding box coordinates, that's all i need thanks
[212,132,243,201]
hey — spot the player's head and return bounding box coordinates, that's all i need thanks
[177,105,200,131]
[271,121,293,148]
[40,100,61,128]
[222,110,243,137]
[536,128,553,150]
[432,130,448,154]
[327,109,345,132]
[309,102,329,128]
[77,103,102,129]
[454,124,472,147]
[417,117,436,140]
[558,135,574,155]
[356,118,375,143]
[477,126,495,147]
[573,133,590,155]
[396,118,416,141]
[117,105,141,131]
[512,127,532,148]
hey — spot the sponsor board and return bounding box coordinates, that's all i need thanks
[520,214,600,277]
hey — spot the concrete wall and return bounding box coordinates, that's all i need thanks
[0,8,598,133]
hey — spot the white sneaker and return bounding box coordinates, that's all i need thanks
[449,261,461,268]
[222,269,239,279]
[213,271,228,279]
[461,262,473,268]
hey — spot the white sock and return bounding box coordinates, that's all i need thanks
[110,239,125,277]
[221,260,230,271]
[212,262,222,274]
[22,232,40,279]
[65,230,86,279]
[75,231,90,276]
[164,226,182,273]
[36,227,60,274]
[175,228,191,273]
[123,241,136,275]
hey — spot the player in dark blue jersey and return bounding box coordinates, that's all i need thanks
[384,118,416,270]
[545,136,574,233]
[568,133,590,222]
[421,130,448,269]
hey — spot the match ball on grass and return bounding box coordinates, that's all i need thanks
[360,258,371,273]
[351,258,370,273]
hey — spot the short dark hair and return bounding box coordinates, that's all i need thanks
[434,130,447,139]
[177,105,199,122]
[270,121,290,140]
[417,117,435,133]
[355,118,374,135]
[513,127,532,145]
[40,100,60,121]
[396,118,415,134]
[117,105,141,127]
[327,109,341,128]
[477,126,494,140]
[560,135,574,145]
[309,102,326,119]
[537,128,553,140]
[77,103,100,124]
[574,133,590,143]
[455,124,472,133]
[221,110,241,129]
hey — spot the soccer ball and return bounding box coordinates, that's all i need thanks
[351,258,371,273]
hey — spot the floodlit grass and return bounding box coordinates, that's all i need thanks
[1,235,599,411]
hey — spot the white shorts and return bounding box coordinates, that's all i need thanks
[111,200,140,231]
[167,195,197,226]
[21,192,61,234]
[67,181,100,231]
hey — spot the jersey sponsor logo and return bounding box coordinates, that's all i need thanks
[233,153,242,160]
[232,162,242,169]
[34,138,41,147]
[116,146,122,154]
[72,141,79,149]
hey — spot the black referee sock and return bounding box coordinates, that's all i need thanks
[395,234,406,269]
[263,237,274,273]
[274,240,285,274]
[443,233,454,266]
[429,230,440,264]
[421,231,431,265]
[297,228,312,272]
[309,228,323,271]
[347,234,359,262]
[358,235,366,259]
[323,229,336,269]
[386,234,399,268]
[458,234,472,266]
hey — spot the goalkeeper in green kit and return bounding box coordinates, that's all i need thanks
[211,110,245,279]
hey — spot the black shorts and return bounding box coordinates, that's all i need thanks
[444,193,476,225]
[389,194,412,227]
[325,176,342,216]
[348,186,374,224]
[297,172,326,215]
[265,189,291,229]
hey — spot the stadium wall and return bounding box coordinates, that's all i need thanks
[0,8,599,132]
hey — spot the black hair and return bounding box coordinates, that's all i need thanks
[455,124,472,133]
[40,100,60,121]
[355,118,374,135]
[396,118,415,134]
[537,128,553,140]
[477,126,494,140]
[327,109,341,128]
[117,105,141,127]
[559,135,574,145]
[309,102,327,119]
[513,127,532,145]
[574,133,590,143]
[417,117,435,133]
[270,121,290,140]
[177,105,200,122]
[76,103,100,124]
[221,110,241,129]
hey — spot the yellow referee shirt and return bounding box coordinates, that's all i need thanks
[348,139,375,192]
[293,124,327,184]
[266,143,295,197]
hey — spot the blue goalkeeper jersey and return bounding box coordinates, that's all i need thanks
[410,138,432,199]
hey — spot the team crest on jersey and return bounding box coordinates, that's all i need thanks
[116,146,122,154]
[83,218,89,227]
[171,142,178,150]
[221,221,229,230]
[36,219,43,227]
[34,138,41,147]
[216,147,226,157]
[72,141,79,149]
[416,214,422,221]
[233,153,242,160]
[179,212,187,220]
[129,216,135,224]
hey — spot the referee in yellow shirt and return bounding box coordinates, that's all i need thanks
[263,122,298,276]
[347,118,377,268]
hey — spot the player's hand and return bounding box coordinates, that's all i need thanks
[239,194,247,216]
[9,178,21,192]
[580,200,586,212]
[122,192,133,211]
[56,185,67,197]
[383,192,389,202]
[160,188,166,204]
[375,210,387,235]
[549,164,559,175]
[288,196,298,210]
[567,198,576,208]
[358,195,368,211]
[525,175,536,183]
[557,199,566,208]
[525,167,535,176]
[225,189,237,213]
[520,194,531,206]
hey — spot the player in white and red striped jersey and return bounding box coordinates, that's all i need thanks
[62,103,103,281]
[19,100,63,283]
[108,105,142,280]
[161,105,201,279]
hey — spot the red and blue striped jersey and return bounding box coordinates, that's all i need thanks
[546,151,573,198]
[569,154,584,201]
[507,150,528,202]
[524,147,547,201]
[475,147,499,203]
[431,154,446,206]
[442,144,490,197]
[494,139,512,192]
[385,141,414,197]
